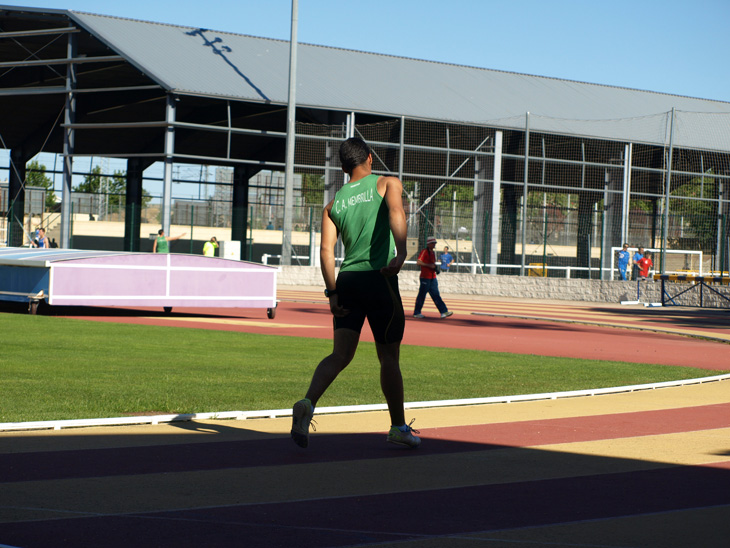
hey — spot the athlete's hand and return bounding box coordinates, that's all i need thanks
[329,296,349,317]
[380,254,406,277]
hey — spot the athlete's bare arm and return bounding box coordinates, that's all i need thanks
[378,176,407,277]
[320,201,348,316]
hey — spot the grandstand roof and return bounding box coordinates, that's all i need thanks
[69,11,730,118]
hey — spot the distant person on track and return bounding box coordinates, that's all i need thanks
[153,229,186,253]
[290,137,420,450]
[617,243,630,280]
[203,236,218,257]
[413,236,453,319]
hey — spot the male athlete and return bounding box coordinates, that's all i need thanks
[153,229,186,253]
[290,137,420,449]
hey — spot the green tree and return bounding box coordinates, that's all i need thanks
[671,171,719,251]
[74,165,125,207]
[25,160,56,210]
[301,173,324,207]
[74,165,152,210]
[435,183,472,209]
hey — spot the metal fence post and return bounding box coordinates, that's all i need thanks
[520,112,530,276]
[661,108,676,274]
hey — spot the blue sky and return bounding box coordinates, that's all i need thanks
[5,0,730,102]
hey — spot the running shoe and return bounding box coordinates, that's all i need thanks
[413,313,425,319]
[440,311,453,318]
[291,398,315,448]
[387,420,421,448]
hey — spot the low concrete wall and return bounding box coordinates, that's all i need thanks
[277,265,730,307]
[276,265,658,304]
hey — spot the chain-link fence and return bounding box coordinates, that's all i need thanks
[5,110,730,280]
[290,111,730,279]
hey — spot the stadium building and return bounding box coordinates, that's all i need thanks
[1,6,730,279]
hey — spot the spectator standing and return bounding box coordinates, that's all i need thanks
[203,236,218,257]
[617,243,630,280]
[631,246,644,280]
[440,246,454,273]
[36,228,50,248]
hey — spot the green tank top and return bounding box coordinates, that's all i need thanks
[330,174,395,272]
[155,236,169,253]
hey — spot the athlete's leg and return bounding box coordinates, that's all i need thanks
[375,340,405,427]
[305,328,360,406]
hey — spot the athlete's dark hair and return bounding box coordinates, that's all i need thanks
[339,137,371,175]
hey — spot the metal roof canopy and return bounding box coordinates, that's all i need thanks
[1,5,730,256]
[2,5,730,161]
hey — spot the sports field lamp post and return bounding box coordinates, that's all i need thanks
[456,226,468,273]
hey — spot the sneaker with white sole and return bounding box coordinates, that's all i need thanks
[440,311,453,318]
[413,313,425,319]
[387,420,421,448]
[291,398,315,448]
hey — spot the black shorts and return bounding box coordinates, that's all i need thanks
[334,270,405,344]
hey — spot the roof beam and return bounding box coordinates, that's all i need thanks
[61,120,288,138]
[0,84,162,96]
[0,55,124,68]
[0,27,79,39]
[0,85,66,96]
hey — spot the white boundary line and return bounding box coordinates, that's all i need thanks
[50,263,273,273]
[1,374,727,432]
[48,295,275,301]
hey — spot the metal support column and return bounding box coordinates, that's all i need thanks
[124,158,145,251]
[60,30,76,249]
[489,131,503,275]
[661,108,676,274]
[7,148,27,247]
[232,165,251,259]
[520,112,530,276]
[281,0,298,266]
[621,143,632,245]
[161,94,176,234]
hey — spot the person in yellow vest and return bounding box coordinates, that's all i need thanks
[152,229,186,253]
[203,236,218,257]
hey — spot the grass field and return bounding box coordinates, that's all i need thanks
[0,313,722,423]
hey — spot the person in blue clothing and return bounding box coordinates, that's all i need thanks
[631,246,644,281]
[617,243,630,280]
[36,228,50,248]
[440,246,454,273]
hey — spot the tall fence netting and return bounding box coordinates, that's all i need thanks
[4,110,730,280]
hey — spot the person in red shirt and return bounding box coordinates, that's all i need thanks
[638,251,653,278]
[413,236,453,319]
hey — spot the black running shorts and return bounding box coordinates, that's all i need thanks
[333,270,405,344]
